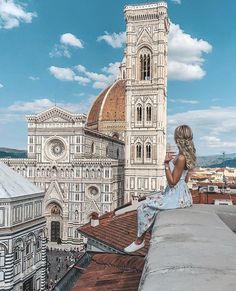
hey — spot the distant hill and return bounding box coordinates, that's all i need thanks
[197,153,236,168]
[0,147,236,168]
[0,147,27,159]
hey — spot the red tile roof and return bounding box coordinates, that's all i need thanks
[71,253,144,291]
[87,80,125,127]
[87,85,111,126]
[78,210,151,256]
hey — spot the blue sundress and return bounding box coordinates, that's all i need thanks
[137,159,193,237]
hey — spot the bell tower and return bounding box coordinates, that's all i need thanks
[124,2,169,201]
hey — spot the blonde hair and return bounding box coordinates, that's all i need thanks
[174,125,196,170]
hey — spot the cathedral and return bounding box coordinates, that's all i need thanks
[1,2,169,247]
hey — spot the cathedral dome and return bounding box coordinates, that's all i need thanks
[87,79,126,138]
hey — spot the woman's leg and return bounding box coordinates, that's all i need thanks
[124,193,163,252]
[135,198,159,244]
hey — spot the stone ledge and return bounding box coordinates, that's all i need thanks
[138,205,236,291]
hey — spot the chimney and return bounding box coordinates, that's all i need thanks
[90,212,99,227]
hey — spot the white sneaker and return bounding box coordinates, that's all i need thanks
[124,241,145,253]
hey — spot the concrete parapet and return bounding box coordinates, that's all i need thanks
[139,205,236,291]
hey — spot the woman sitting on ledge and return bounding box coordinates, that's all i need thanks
[124,124,196,253]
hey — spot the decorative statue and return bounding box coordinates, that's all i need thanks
[51,205,60,215]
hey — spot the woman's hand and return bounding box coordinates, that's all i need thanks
[164,153,173,165]
[166,154,186,187]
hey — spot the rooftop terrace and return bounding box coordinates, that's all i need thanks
[139,205,236,291]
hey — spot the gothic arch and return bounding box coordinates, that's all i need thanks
[145,103,152,123]
[45,200,63,214]
[137,43,153,52]
[136,143,142,159]
[0,243,8,254]
[145,143,152,159]
[25,232,37,245]
[138,46,152,81]
[13,238,25,250]
[136,103,143,123]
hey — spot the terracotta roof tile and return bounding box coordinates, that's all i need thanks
[87,80,125,127]
[100,79,125,122]
[71,253,144,291]
[87,85,111,126]
[78,210,151,256]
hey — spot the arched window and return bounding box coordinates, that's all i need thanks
[0,245,6,267]
[106,146,109,157]
[26,240,33,255]
[86,169,89,178]
[137,104,142,123]
[13,240,23,275]
[136,143,142,159]
[14,246,20,261]
[146,104,152,122]
[91,142,95,154]
[140,48,151,80]
[117,148,120,158]
[36,239,41,250]
[146,144,152,159]
[0,270,4,281]
[74,229,79,239]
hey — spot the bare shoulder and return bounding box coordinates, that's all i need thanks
[177,154,186,162]
[175,154,186,166]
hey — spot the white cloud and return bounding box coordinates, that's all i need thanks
[49,44,71,58]
[170,98,199,104]
[97,24,212,81]
[172,0,181,4]
[50,33,84,58]
[51,62,120,89]
[168,22,212,81]
[0,83,3,88]
[8,98,89,114]
[74,75,91,85]
[76,64,86,73]
[49,66,90,85]
[102,62,120,76]
[168,61,206,80]
[85,62,120,89]
[200,136,236,149]
[0,0,37,29]
[168,106,236,155]
[60,33,83,48]
[0,98,95,125]
[29,76,40,81]
[49,66,75,81]
[97,31,126,48]
[8,98,53,113]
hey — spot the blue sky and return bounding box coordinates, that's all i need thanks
[0,0,235,156]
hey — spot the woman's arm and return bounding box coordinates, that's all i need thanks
[165,155,186,187]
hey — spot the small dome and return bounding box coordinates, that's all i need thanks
[87,80,125,138]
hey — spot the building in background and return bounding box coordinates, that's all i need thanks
[0,162,46,291]
[1,106,124,247]
[123,2,169,202]
[0,1,169,248]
